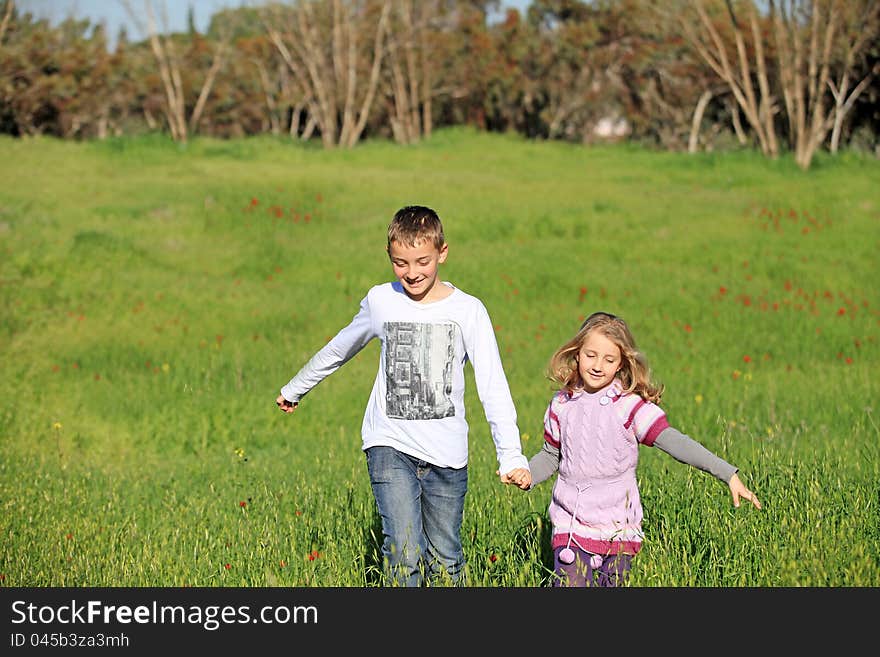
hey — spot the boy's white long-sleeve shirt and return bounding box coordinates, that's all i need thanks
[280,281,529,475]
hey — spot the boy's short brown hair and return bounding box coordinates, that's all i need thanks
[387,205,446,251]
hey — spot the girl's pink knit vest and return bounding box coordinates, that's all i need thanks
[548,382,645,555]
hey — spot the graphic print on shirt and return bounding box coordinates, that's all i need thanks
[384,321,455,420]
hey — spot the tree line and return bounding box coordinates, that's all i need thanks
[1,0,877,169]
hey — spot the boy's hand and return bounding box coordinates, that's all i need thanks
[276,395,298,414]
[498,467,531,490]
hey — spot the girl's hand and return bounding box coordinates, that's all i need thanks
[498,467,532,490]
[728,473,761,509]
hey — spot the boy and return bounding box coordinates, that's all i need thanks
[276,205,531,586]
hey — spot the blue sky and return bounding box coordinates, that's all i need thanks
[19,1,533,40]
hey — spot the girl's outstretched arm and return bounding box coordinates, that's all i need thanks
[653,427,761,509]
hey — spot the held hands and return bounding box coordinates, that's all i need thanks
[728,472,761,509]
[498,467,531,490]
[276,395,298,414]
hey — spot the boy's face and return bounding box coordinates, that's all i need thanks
[387,239,448,303]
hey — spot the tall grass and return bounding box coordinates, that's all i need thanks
[1,128,877,586]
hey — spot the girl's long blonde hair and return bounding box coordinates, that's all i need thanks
[547,311,664,403]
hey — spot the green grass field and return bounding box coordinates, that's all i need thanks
[1,128,878,586]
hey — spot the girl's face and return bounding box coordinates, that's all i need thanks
[576,330,622,393]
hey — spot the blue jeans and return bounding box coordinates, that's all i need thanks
[365,446,468,587]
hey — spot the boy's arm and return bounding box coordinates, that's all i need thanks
[279,294,375,404]
[464,301,528,476]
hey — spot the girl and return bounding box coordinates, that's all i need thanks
[503,311,760,587]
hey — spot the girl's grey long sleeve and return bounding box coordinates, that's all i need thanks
[526,426,737,490]
[653,427,737,483]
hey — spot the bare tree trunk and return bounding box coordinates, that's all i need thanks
[824,1,880,153]
[689,89,713,153]
[828,63,878,152]
[123,0,229,143]
[345,0,390,147]
[299,1,338,147]
[136,0,186,141]
[290,104,302,137]
[97,107,109,140]
[265,0,390,149]
[681,0,778,156]
[0,0,13,45]
[265,4,334,146]
[385,0,442,144]
[749,7,778,155]
[144,108,158,130]
[302,114,317,141]
[774,0,880,166]
[387,26,414,142]
[402,1,420,142]
[336,0,358,146]
[420,29,432,138]
[256,60,281,135]
[189,40,227,133]
[679,0,877,168]
[801,1,836,168]
[727,97,748,144]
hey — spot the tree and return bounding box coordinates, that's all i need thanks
[0,0,13,45]
[383,0,440,144]
[0,8,125,139]
[673,0,880,168]
[771,0,880,162]
[122,0,230,143]
[262,0,391,148]
[673,0,779,157]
